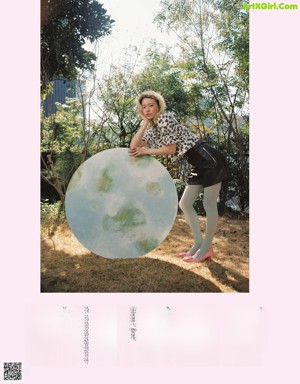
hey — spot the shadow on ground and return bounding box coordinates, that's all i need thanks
[206,259,249,292]
[41,239,222,293]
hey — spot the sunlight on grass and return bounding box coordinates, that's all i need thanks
[41,214,249,293]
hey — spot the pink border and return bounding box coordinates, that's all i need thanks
[1,1,300,382]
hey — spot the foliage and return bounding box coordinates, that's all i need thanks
[90,44,192,149]
[93,56,142,148]
[40,1,249,212]
[133,43,189,120]
[41,99,83,152]
[212,0,249,89]
[41,200,65,235]
[41,98,89,200]
[154,0,249,211]
[41,0,114,91]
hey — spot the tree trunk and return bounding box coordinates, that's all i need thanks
[45,154,65,203]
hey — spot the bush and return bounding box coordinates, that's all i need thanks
[41,200,65,233]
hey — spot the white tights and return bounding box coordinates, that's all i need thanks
[179,183,221,258]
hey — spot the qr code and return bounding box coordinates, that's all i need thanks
[3,362,22,381]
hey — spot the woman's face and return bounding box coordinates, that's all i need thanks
[141,97,160,120]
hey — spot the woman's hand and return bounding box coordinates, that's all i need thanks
[138,114,151,127]
[129,147,149,157]
[129,144,176,157]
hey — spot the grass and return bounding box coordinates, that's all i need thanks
[41,211,249,293]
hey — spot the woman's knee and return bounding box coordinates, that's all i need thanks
[179,185,202,212]
[179,197,193,212]
[178,198,186,212]
[203,183,221,213]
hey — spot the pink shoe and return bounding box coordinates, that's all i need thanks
[183,248,214,263]
[177,252,195,258]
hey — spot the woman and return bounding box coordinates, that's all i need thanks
[129,90,231,262]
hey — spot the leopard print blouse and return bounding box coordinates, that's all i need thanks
[142,111,199,161]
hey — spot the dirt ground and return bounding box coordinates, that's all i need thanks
[41,211,249,293]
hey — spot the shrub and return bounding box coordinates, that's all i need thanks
[41,200,65,234]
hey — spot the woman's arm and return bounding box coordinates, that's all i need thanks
[130,111,177,156]
[130,119,149,148]
[129,144,176,157]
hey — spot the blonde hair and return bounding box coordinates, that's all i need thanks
[137,90,166,124]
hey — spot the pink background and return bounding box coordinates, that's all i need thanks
[1,1,300,382]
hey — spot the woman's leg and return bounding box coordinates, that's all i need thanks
[179,184,204,254]
[193,182,221,259]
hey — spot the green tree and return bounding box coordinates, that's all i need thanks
[213,0,249,90]
[41,0,114,92]
[93,48,143,148]
[154,0,249,211]
[41,99,86,202]
[133,43,189,121]
[91,44,191,179]
[131,44,192,179]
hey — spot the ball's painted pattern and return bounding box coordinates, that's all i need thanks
[65,148,178,258]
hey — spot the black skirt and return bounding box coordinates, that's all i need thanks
[184,140,231,187]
